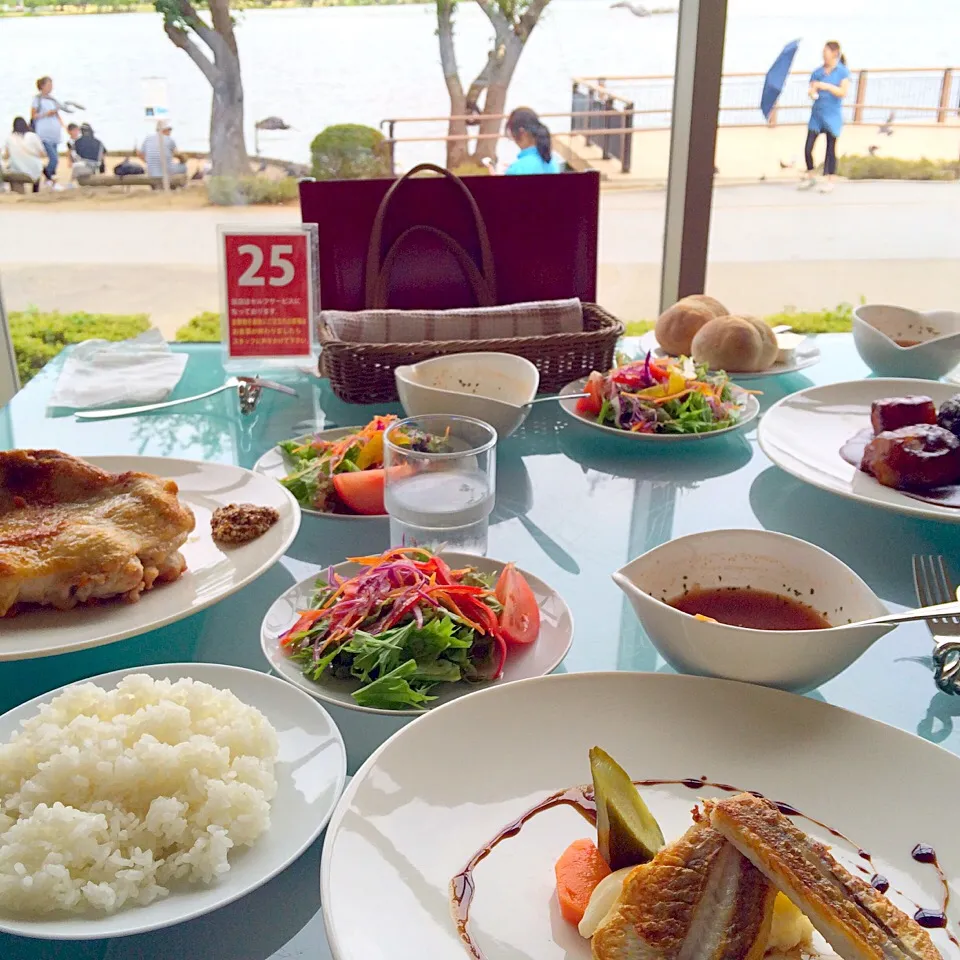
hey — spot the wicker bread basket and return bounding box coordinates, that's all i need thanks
[318,303,623,404]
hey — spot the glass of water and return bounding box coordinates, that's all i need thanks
[383,414,497,556]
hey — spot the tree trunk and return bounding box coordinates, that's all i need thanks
[445,90,470,169]
[209,54,250,177]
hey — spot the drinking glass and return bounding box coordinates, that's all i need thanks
[383,414,497,556]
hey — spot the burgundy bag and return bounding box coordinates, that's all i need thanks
[299,164,599,311]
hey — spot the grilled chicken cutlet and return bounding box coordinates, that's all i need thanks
[592,818,777,960]
[710,793,943,960]
[0,450,195,616]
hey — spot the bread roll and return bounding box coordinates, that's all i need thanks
[655,295,729,357]
[685,294,729,317]
[691,315,779,372]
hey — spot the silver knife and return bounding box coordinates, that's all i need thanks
[75,376,297,421]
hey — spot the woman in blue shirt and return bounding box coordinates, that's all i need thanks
[799,41,850,194]
[504,108,560,175]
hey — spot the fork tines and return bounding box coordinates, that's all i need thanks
[912,555,960,628]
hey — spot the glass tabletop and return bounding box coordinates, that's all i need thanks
[2,336,958,959]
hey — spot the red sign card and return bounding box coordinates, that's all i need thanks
[223,232,312,358]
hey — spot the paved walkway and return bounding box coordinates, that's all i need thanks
[1,181,958,334]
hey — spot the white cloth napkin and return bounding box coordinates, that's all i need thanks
[49,329,188,409]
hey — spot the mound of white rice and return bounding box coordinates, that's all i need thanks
[0,674,278,915]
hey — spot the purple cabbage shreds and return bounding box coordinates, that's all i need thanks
[412,605,424,628]
[642,351,654,386]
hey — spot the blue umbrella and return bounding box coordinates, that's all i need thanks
[761,39,802,120]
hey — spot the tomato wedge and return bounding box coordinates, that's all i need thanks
[575,372,604,416]
[331,469,386,515]
[494,563,541,645]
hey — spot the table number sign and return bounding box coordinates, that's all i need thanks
[219,224,319,365]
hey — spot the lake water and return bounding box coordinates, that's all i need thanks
[1,0,958,166]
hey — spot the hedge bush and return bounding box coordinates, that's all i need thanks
[175,311,221,342]
[837,155,960,181]
[11,309,150,385]
[206,176,300,206]
[310,124,390,180]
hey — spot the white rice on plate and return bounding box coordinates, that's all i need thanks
[0,674,278,915]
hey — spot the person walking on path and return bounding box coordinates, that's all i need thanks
[30,76,65,188]
[799,41,850,194]
[504,108,560,175]
[2,117,48,192]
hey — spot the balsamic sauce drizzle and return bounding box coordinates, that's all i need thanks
[450,777,958,960]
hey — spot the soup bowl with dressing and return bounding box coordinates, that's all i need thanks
[613,529,893,693]
[853,304,960,379]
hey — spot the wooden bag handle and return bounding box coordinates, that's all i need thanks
[364,163,497,309]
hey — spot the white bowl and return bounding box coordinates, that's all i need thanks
[612,529,893,693]
[395,352,539,438]
[853,304,960,379]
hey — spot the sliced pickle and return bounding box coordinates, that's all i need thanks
[590,746,665,870]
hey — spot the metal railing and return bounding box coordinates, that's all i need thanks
[570,82,635,173]
[380,67,959,177]
[575,66,960,129]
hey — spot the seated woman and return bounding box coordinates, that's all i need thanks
[504,108,560,175]
[1,116,48,193]
[71,123,107,177]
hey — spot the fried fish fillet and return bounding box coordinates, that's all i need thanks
[591,818,777,960]
[0,450,195,616]
[710,793,943,960]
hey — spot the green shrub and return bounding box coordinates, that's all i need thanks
[11,309,150,384]
[837,155,960,181]
[763,302,855,333]
[175,311,222,342]
[310,124,391,181]
[206,176,300,206]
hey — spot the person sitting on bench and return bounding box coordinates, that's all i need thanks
[139,119,187,178]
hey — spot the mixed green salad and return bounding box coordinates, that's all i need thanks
[576,354,747,434]
[277,415,448,515]
[279,547,541,710]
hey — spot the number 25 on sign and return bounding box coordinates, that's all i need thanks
[219,225,319,362]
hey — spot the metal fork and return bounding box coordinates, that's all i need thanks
[912,555,960,694]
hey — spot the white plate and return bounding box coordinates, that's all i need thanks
[0,457,301,661]
[638,330,822,380]
[321,671,960,960]
[759,378,960,523]
[253,427,386,521]
[0,662,346,940]
[558,377,759,440]
[261,552,574,716]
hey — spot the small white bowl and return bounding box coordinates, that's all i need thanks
[612,529,893,694]
[395,352,539,438]
[853,304,960,379]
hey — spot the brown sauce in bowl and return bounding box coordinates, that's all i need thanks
[669,587,830,630]
[894,338,922,348]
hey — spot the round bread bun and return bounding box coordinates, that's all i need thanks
[655,295,729,356]
[684,294,729,317]
[691,315,779,372]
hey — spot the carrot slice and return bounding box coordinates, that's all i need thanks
[554,838,612,926]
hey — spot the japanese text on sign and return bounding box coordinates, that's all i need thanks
[223,233,312,358]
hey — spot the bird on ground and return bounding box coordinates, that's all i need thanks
[878,111,895,136]
[868,144,879,156]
